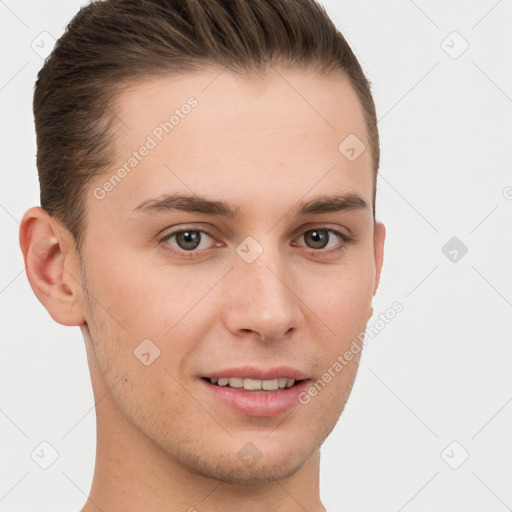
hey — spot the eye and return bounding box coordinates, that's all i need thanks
[162,229,216,252]
[295,228,349,253]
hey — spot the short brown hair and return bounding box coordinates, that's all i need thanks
[34,0,379,250]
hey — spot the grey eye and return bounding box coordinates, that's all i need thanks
[303,229,330,249]
[174,230,203,250]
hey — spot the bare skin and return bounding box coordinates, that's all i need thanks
[20,66,385,512]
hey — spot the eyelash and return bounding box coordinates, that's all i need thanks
[158,226,354,259]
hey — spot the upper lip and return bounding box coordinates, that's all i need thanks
[204,366,309,381]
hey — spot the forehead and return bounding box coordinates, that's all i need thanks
[91,67,373,219]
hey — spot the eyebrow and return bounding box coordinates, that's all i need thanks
[130,192,368,219]
[295,193,368,216]
[131,193,241,219]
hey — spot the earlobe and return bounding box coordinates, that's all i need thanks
[372,221,386,296]
[19,206,86,326]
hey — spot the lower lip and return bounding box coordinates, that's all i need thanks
[200,378,310,418]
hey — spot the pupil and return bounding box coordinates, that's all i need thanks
[305,229,328,249]
[176,231,201,250]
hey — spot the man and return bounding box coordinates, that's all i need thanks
[19,0,385,510]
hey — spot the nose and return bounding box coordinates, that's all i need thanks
[221,250,304,343]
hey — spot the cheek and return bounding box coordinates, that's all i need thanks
[81,252,216,393]
[84,250,210,339]
[302,259,375,334]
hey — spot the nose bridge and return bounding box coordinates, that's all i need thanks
[223,241,303,341]
[246,260,288,309]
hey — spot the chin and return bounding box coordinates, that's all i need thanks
[206,456,309,484]
[179,443,316,484]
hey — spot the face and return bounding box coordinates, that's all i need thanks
[78,66,383,483]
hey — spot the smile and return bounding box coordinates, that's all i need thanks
[208,377,299,390]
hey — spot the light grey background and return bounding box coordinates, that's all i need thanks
[1,1,511,511]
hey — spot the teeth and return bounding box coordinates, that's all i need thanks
[262,379,279,390]
[228,377,244,388]
[244,378,262,390]
[209,377,297,389]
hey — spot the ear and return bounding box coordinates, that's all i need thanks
[19,206,85,326]
[372,221,386,296]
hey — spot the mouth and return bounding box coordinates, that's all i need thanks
[199,369,311,417]
[202,376,305,391]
